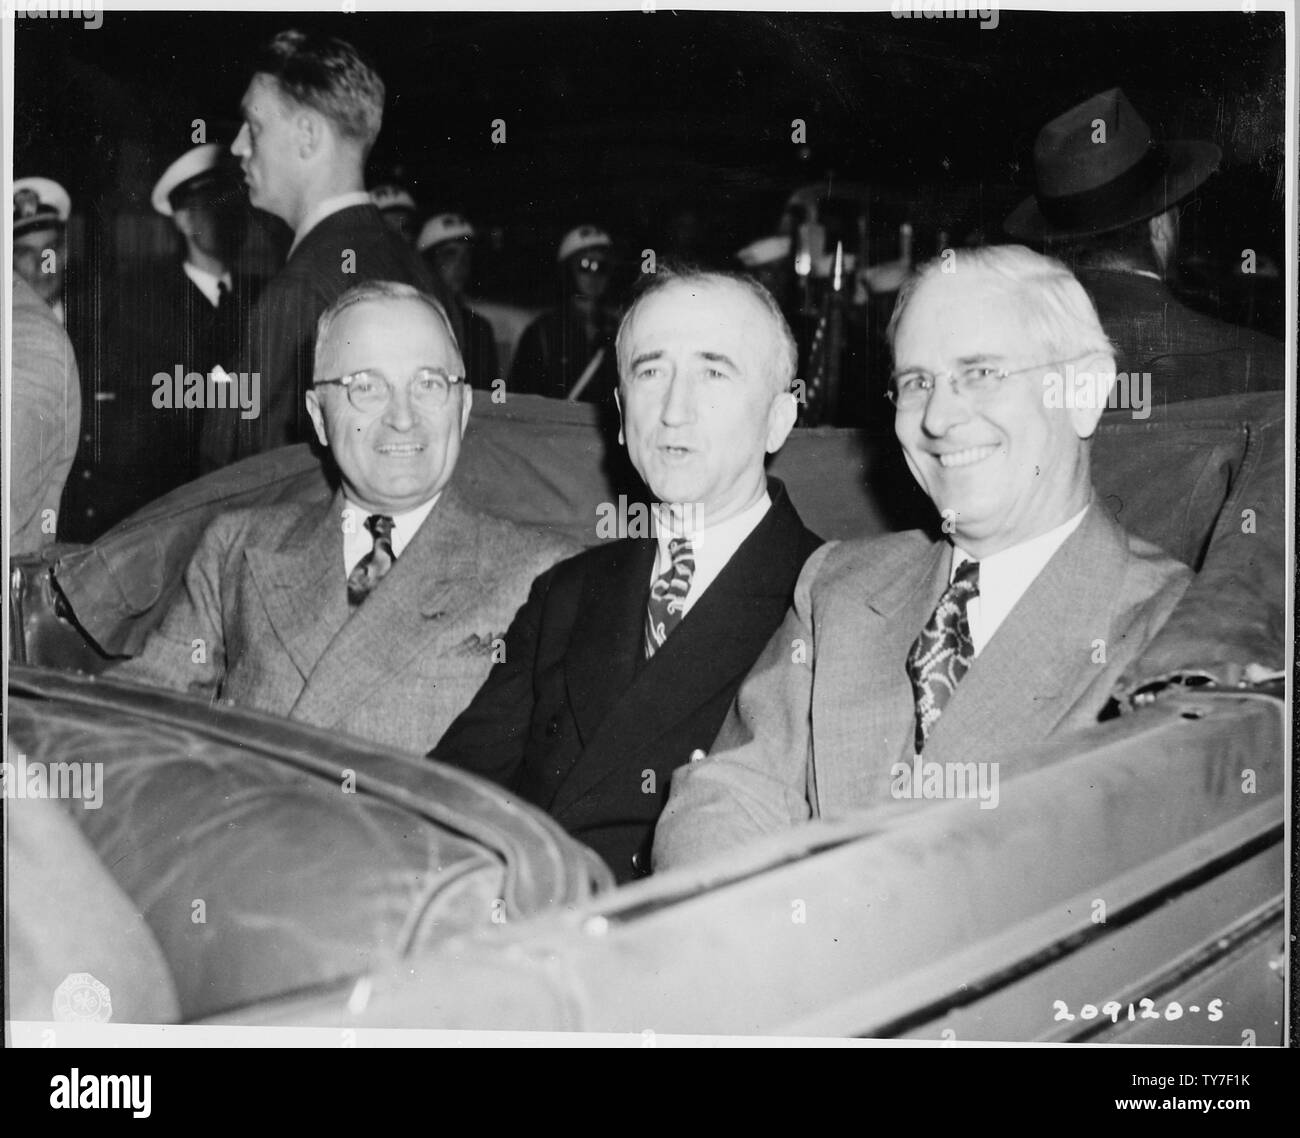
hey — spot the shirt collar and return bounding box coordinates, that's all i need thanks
[342,493,441,574]
[951,505,1089,581]
[291,191,373,257]
[182,261,232,308]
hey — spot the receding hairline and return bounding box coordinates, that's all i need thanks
[618,274,792,392]
[314,292,459,377]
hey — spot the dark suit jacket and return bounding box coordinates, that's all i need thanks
[1078,268,1285,405]
[433,479,822,882]
[111,485,579,755]
[61,266,262,540]
[456,300,501,390]
[508,305,619,402]
[198,203,460,472]
[654,500,1193,870]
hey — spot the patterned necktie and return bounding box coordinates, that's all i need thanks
[644,537,695,658]
[347,514,396,607]
[906,559,980,753]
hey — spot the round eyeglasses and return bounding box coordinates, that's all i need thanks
[885,354,1093,410]
[314,368,465,414]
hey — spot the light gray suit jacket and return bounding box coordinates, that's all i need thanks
[653,501,1192,870]
[112,486,580,754]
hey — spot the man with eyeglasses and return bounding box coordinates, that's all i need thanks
[111,281,578,754]
[654,244,1192,870]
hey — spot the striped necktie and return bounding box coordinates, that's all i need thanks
[644,537,695,658]
[905,559,980,753]
[347,514,396,607]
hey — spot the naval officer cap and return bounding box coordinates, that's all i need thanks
[13,177,71,237]
[736,234,792,268]
[152,143,230,216]
[370,184,417,214]
[557,224,612,264]
[417,212,476,252]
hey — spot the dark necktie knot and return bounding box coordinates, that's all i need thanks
[906,559,980,753]
[348,513,396,607]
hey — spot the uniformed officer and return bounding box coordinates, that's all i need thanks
[13,177,71,322]
[417,212,501,388]
[509,224,621,401]
[370,183,419,246]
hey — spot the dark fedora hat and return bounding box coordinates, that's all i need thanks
[1005,87,1221,240]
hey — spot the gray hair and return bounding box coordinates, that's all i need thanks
[615,267,799,394]
[886,244,1115,363]
[313,280,457,379]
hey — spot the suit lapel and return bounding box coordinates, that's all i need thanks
[243,496,350,681]
[562,539,656,748]
[290,487,482,727]
[853,537,950,785]
[925,502,1129,767]
[550,488,814,817]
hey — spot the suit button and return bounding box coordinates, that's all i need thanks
[631,851,646,876]
[545,715,560,737]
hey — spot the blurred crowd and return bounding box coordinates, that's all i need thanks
[10,29,1287,551]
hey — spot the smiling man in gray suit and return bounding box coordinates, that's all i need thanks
[112,281,577,754]
[654,245,1193,869]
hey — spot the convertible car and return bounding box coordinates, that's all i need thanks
[6,390,1287,1041]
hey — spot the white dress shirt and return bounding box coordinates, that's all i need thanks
[182,261,232,309]
[290,190,373,257]
[649,492,771,619]
[342,495,440,578]
[950,505,1089,655]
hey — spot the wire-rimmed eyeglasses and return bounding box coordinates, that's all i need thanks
[885,354,1093,409]
[314,368,465,414]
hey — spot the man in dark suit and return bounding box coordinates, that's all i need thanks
[199,29,459,472]
[114,281,577,755]
[1006,87,1284,404]
[433,270,822,882]
[64,143,261,538]
[654,246,1192,871]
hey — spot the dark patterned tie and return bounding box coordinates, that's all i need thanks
[347,514,396,607]
[644,537,695,658]
[906,559,980,753]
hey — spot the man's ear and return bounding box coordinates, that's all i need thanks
[305,388,329,447]
[459,383,473,436]
[1067,352,1116,440]
[296,109,326,160]
[764,389,799,454]
[614,387,625,447]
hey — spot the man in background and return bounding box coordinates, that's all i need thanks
[199,29,458,471]
[1007,87,1284,402]
[10,271,81,556]
[417,212,500,388]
